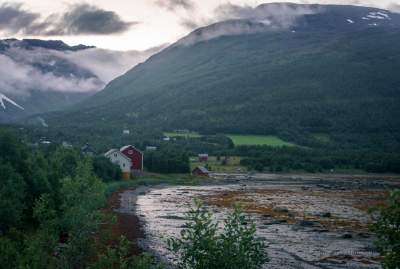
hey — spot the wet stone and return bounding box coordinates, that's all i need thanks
[273,207,289,213]
[322,212,332,218]
[297,220,319,227]
[341,233,353,239]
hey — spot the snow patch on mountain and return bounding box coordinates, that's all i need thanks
[364,11,390,20]
[0,93,24,110]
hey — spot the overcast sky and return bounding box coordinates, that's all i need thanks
[0,0,398,51]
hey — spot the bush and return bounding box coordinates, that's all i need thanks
[371,190,400,269]
[167,201,268,269]
[92,236,163,269]
[93,156,122,182]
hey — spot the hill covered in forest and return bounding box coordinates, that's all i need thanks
[46,3,400,150]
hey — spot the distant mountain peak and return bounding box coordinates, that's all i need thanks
[0,38,95,52]
[0,93,24,111]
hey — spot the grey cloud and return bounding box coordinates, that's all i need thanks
[0,43,164,97]
[49,4,138,35]
[155,0,195,11]
[0,3,46,35]
[55,45,166,83]
[0,2,136,36]
[0,53,101,96]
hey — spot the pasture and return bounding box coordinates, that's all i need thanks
[227,135,295,147]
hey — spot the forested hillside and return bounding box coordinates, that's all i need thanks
[46,4,400,151]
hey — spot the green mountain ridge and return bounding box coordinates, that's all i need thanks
[46,4,400,150]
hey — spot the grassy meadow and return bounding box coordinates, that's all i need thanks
[227,135,295,147]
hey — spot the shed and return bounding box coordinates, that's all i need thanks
[192,166,210,177]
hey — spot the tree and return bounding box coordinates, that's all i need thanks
[371,190,400,269]
[168,201,268,269]
[93,156,122,182]
[0,163,26,232]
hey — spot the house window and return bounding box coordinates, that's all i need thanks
[123,163,125,167]
[114,154,117,157]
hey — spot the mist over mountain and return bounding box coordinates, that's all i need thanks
[45,3,400,151]
[0,38,164,122]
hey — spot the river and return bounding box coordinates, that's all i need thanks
[125,174,400,269]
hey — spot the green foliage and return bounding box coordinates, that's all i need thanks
[145,146,190,174]
[0,163,26,231]
[93,156,122,182]
[168,201,268,269]
[92,236,163,269]
[371,190,400,269]
[0,129,110,269]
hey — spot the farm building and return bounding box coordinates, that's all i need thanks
[198,153,209,162]
[104,149,132,180]
[120,145,144,171]
[192,166,210,177]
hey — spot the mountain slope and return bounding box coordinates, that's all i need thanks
[48,4,400,148]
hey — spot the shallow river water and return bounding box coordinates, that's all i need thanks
[131,174,400,269]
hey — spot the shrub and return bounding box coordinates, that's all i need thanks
[371,190,400,269]
[167,201,268,269]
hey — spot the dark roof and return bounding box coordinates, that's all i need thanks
[194,166,210,173]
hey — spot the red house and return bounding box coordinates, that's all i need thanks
[120,145,143,171]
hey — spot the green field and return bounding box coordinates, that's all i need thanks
[164,132,202,138]
[227,135,295,147]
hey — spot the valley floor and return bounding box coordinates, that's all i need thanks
[112,173,400,269]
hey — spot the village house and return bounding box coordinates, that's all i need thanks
[120,145,144,172]
[198,153,209,162]
[104,145,144,179]
[104,149,132,180]
[192,166,210,177]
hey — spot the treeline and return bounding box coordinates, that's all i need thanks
[144,146,190,174]
[0,129,124,268]
[236,146,400,173]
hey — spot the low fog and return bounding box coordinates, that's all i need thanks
[0,43,164,97]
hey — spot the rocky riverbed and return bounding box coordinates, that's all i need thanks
[124,174,400,269]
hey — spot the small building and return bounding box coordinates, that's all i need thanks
[163,136,170,141]
[146,146,158,151]
[120,145,144,171]
[81,143,95,156]
[192,166,210,177]
[104,149,132,180]
[122,129,130,135]
[198,153,209,162]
